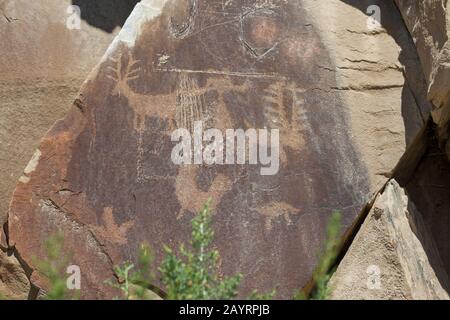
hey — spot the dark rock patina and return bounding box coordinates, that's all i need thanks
[6,0,369,298]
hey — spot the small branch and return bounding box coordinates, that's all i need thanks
[1,9,19,23]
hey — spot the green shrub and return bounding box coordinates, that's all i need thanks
[295,211,342,300]
[109,200,273,300]
[33,233,78,300]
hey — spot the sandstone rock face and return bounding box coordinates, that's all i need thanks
[0,0,124,298]
[0,249,30,300]
[395,0,450,160]
[0,0,120,228]
[328,1,450,300]
[305,0,431,193]
[329,180,450,300]
[3,0,434,299]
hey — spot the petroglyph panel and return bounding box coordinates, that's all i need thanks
[8,0,372,298]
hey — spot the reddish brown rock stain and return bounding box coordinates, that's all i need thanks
[6,0,371,299]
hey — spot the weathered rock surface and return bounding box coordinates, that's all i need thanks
[0,249,30,300]
[306,0,432,193]
[3,0,435,299]
[329,179,450,300]
[401,132,450,285]
[329,0,450,300]
[393,0,450,297]
[395,0,450,161]
[0,0,121,227]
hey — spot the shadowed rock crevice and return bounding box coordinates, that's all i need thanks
[341,0,450,260]
[328,0,450,299]
[340,0,432,145]
[329,178,450,299]
[3,0,448,300]
[71,0,139,33]
[403,126,450,282]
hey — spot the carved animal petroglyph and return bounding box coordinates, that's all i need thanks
[176,73,213,133]
[106,51,176,130]
[90,207,134,246]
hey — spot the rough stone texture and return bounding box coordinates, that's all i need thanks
[0,0,123,298]
[329,0,450,300]
[3,0,433,299]
[0,249,30,300]
[329,180,450,300]
[305,0,431,193]
[328,1,450,300]
[0,0,120,228]
[395,0,450,160]
[403,131,450,283]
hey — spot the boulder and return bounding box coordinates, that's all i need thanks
[305,0,432,193]
[394,0,450,160]
[0,0,124,298]
[0,249,30,300]
[329,0,450,300]
[329,179,450,300]
[3,0,432,298]
[0,0,121,228]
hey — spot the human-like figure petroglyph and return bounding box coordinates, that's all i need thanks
[176,73,213,133]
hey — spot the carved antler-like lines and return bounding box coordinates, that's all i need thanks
[106,51,142,95]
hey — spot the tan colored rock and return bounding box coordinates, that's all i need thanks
[329,180,450,300]
[4,0,433,299]
[402,136,450,285]
[304,0,431,194]
[0,249,30,300]
[447,138,450,158]
[394,0,450,156]
[1,0,444,300]
[0,0,125,298]
[0,0,121,228]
